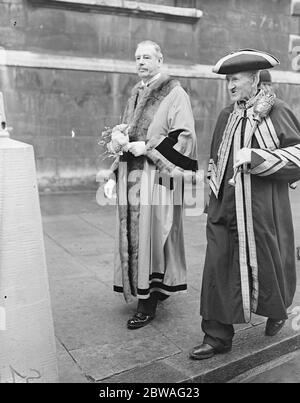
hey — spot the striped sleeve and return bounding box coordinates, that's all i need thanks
[250,99,300,183]
[250,145,300,182]
[250,149,287,176]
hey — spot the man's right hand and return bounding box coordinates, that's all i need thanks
[104,179,116,199]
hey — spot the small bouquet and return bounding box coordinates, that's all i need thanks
[99,124,130,159]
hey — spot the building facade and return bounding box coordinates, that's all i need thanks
[0,0,300,190]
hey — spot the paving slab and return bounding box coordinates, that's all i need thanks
[45,235,92,280]
[70,333,181,382]
[43,215,112,257]
[40,192,100,216]
[56,339,88,384]
[79,212,116,239]
[97,359,188,384]
[150,289,204,351]
[75,254,115,286]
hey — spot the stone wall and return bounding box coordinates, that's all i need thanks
[0,0,299,190]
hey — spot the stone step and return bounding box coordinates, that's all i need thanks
[99,316,300,384]
[229,349,300,383]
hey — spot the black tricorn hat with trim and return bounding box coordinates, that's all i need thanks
[212,49,280,74]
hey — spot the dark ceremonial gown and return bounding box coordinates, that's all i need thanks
[201,96,300,324]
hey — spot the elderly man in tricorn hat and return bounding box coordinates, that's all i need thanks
[190,49,300,360]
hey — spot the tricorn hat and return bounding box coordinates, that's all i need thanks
[213,49,280,75]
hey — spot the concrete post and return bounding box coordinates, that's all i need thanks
[0,95,58,383]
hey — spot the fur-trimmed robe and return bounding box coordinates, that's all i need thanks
[111,74,198,302]
[201,95,300,324]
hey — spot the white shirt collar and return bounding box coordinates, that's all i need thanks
[142,73,161,88]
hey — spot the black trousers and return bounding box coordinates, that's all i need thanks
[202,319,234,349]
[137,292,170,315]
[137,292,159,315]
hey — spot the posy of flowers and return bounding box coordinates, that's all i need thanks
[99,124,130,159]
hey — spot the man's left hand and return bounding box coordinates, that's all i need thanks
[234,148,252,169]
[128,141,147,157]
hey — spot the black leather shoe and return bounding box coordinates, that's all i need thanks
[189,343,231,360]
[127,312,154,330]
[265,318,286,336]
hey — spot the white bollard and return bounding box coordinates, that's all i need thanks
[0,128,58,383]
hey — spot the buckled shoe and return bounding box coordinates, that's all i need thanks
[127,312,154,330]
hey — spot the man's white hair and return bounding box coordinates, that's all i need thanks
[136,40,163,60]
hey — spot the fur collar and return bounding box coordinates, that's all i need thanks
[124,74,180,142]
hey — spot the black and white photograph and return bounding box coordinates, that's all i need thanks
[1,0,300,386]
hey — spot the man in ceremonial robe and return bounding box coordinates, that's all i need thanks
[190,49,300,360]
[104,41,198,329]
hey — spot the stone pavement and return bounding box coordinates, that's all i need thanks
[39,186,300,383]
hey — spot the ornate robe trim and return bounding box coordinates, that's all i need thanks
[114,278,187,296]
[251,145,300,176]
[275,144,300,166]
[251,117,279,150]
[215,112,242,196]
[207,158,218,196]
[244,173,259,313]
[262,117,280,148]
[208,112,242,197]
[250,149,286,176]
[137,283,187,296]
[234,128,252,322]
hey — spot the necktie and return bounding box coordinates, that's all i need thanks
[134,85,146,109]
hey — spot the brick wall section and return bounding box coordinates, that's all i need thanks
[197,0,300,69]
[0,0,300,190]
